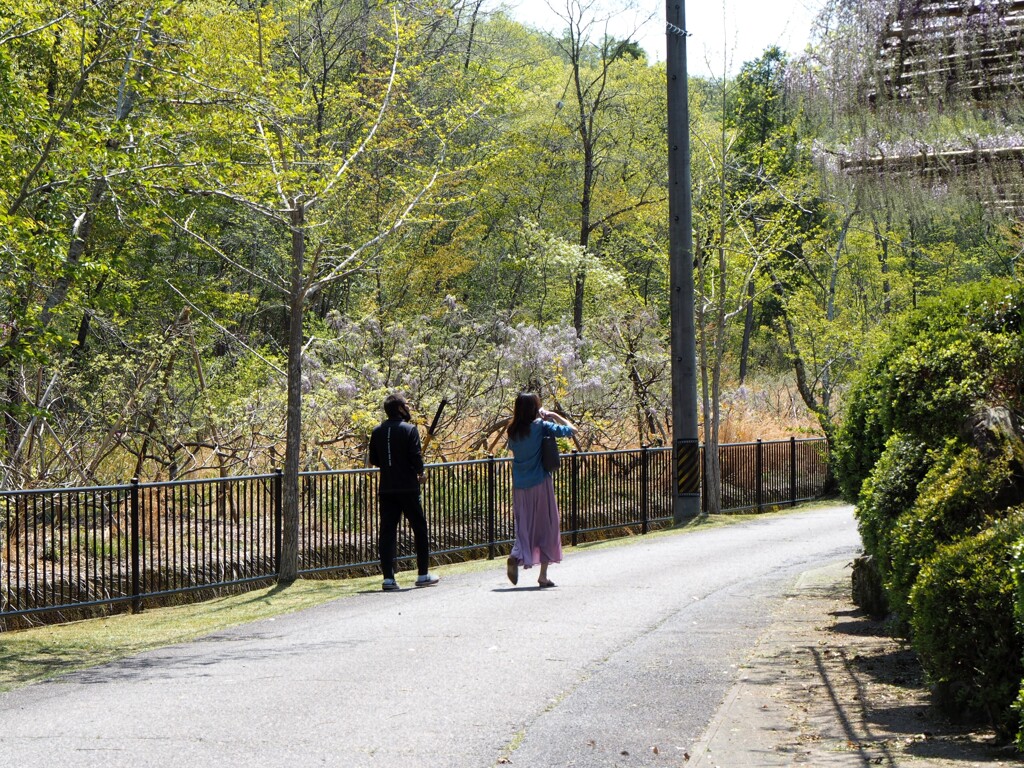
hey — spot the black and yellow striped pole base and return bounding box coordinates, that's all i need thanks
[676,439,701,497]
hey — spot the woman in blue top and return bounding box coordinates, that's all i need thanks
[505,392,577,588]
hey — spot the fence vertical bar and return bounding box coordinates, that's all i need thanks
[755,440,764,512]
[487,455,496,560]
[130,478,141,613]
[570,452,580,547]
[701,444,708,515]
[273,468,283,578]
[790,436,797,507]
[640,445,650,534]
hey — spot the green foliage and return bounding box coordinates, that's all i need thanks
[838,277,1024,738]
[1011,528,1024,753]
[855,433,931,578]
[835,279,1024,500]
[887,439,1019,621]
[1,2,1022,493]
[834,350,893,500]
[1014,531,1024,748]
[911,510,1024,739]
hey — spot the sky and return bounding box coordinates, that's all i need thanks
[497,0,827,77]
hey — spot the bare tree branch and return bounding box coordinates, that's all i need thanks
[164,281,287,376]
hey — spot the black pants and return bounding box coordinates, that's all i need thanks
[378,492,431,580]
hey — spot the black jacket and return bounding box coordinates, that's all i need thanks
[369,418,424,494]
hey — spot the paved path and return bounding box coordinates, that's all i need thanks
[0,504,859,767]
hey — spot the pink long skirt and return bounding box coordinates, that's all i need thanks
[510,476,563,568]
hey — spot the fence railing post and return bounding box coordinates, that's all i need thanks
[570,451,579,547]
[755,439,764,513]
[487,455,496,560]
[130,477,141,614]
[790,436,797,507]
[273,468,283,578]
[640,445,649,534]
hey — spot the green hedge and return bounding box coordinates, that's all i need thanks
[855,433,931,583]
[835,349,896,501]
[887,439,1018,621]
[835,280,1024,501]
[837,279,1024,745]
[911,510,1024,740]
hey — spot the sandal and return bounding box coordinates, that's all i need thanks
[538,579,556,588]
[506,556,519,585]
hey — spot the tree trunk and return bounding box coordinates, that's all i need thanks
[738,279,755,385]
[574,140,595,338]
[279,203,306,584]
[871,211,892,315]
[625,351,658,444]
[572,272,586,337]
[699,343,720,515]
[775,296,837,475]
[696,233,723,516]
[700,110,732,516]
[704,430,722,516]
[3,355,21,464]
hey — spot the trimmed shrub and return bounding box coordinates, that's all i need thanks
[835,280,1024,501]
[910,510,1024,740]
[835,350,896,501]
[887,439,1018,621]
[837,279,1024,740]
[855,433,931,580]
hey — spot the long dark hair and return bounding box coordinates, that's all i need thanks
[507,392,541,442]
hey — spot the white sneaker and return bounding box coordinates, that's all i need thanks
[415,573,439,587]
[382,578,400,591]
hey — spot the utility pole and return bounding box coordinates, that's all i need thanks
[667,1,701,521]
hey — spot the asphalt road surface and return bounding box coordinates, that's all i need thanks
[0,504,860,767]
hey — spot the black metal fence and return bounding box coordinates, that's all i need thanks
[1,438,828,621]
[712,438,830,512]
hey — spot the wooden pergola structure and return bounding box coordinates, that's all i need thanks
[869,0,1024,104]
[839,0,1024,211]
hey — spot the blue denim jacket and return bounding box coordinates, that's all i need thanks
[508,418,575,489]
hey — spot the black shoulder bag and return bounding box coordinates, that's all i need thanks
[541,433,560,474]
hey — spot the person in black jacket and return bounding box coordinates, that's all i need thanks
[368,393,439,591]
